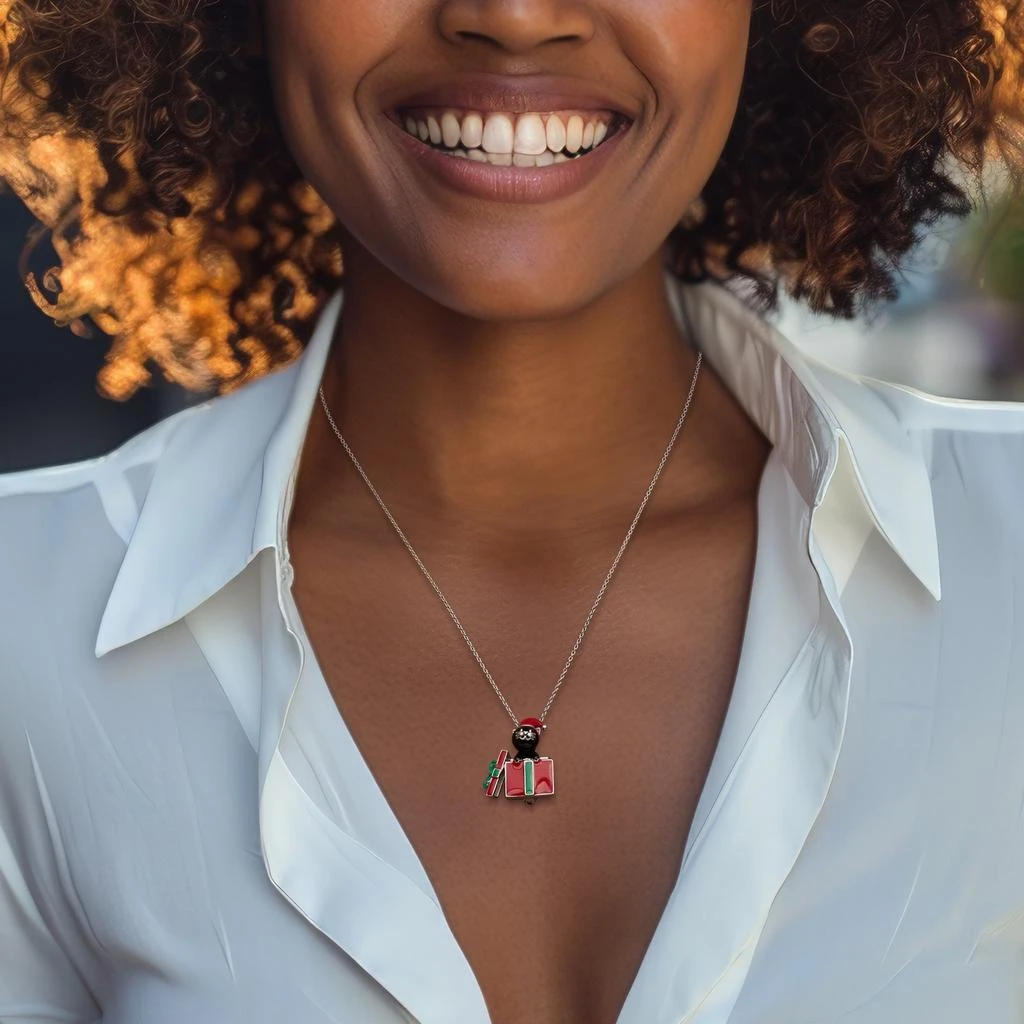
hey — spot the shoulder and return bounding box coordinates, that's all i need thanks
[686,282,1024,524]
[0,397,192,503]
[0,407,186,583]
[809,360,1024,579]
[852,371,1024,439]
[814,362,1024,494]
[0,408,197,708]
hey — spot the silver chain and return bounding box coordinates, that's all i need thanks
[318,351,702,728]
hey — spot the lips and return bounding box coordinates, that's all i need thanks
[381,73,637,204]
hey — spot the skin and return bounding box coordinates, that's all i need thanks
[264,1,768,1021]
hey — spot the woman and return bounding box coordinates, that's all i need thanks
[1,1,1022,1021]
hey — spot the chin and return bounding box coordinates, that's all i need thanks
[406,247,627,325]
[440,282,596,324]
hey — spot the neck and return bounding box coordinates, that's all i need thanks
[310,242,704,535]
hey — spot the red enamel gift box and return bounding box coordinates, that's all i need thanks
[503,757,555,799]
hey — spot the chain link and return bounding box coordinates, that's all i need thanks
[318,351,702,728]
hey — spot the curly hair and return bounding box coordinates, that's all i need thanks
[0,0,1022,398]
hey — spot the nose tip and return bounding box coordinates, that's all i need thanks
[437,0,596,55]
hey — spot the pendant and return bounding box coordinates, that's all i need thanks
[481,717,555,804]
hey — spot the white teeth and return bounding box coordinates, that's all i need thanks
[461,112,484,149]
[513,151,561,168]
[482,113,514,155]
[545,115,567,153]
[441,111,462,149]
[514,113,547,156]
[566,115,584,153]
[402,108,617,163]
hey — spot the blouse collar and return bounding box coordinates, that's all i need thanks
[94,275,940,658]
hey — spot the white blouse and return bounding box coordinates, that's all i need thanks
[2,276,1024,1024]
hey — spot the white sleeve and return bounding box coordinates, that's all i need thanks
[0,822,101,1023]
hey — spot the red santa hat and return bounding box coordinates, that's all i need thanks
[518,717,545,731]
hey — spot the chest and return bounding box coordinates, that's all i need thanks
[289,504,758,1023]
[21,493,1024,1022]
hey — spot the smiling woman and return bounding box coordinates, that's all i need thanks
[2,3,1024,1024]
[0,0,1019,393]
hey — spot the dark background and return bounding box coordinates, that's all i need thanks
[0,191,194,473]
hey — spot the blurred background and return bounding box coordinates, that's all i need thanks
[1,186,1022,473]
[777,185,1024,402]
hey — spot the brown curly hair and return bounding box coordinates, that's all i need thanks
[0,0,1022,398]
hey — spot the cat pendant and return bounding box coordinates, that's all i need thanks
[481,717,555,804]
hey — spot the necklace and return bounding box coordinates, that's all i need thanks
[318,351,702,804]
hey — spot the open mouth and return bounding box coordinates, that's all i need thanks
[394,108,627,168]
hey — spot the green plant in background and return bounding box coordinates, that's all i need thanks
[973,192,1024,306]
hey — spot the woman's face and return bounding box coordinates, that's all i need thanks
[263,0,752,321]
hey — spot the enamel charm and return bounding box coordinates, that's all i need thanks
[482,717,555,804]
